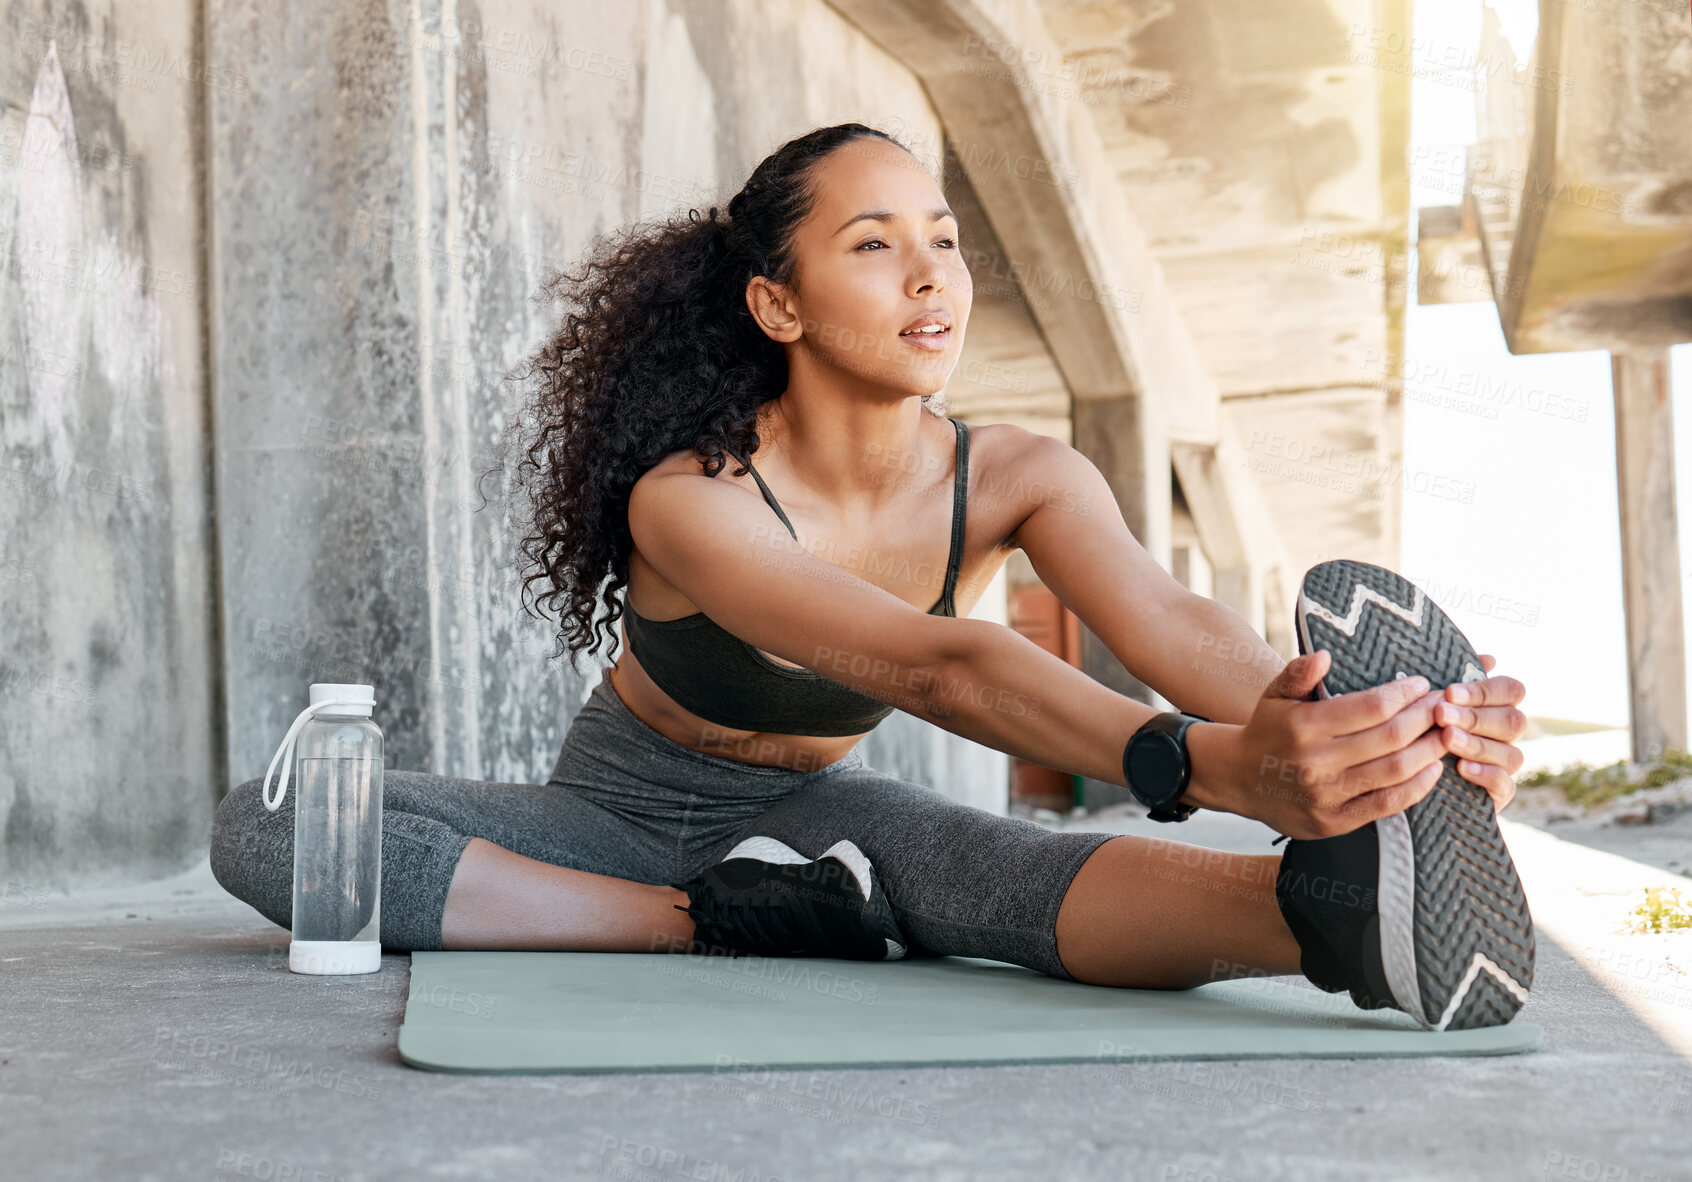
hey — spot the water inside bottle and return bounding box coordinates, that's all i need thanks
[291,753,382,943]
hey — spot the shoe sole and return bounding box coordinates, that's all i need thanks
[724,836,907,960]
[1295,559,1535,1030]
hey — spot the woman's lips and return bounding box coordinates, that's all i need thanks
[898,327,950,351]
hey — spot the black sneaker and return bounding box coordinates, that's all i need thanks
[1273,558,1536,1030]
[672,836,908,961]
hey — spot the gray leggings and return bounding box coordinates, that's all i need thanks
[209,675,1117,980]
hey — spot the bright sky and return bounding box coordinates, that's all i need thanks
[1401,0,1686,729]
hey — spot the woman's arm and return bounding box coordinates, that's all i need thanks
[1002,430,1279,722]
[1145,594,1283,724]
[997,427,1528,815]
[933,615,1452,836]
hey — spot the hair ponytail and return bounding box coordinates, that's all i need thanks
[486,121,910,667]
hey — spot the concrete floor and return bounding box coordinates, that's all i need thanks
[3,807,1691,1182]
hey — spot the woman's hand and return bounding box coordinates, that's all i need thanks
[1434,653,1527,815]
[1187,650,1449,840]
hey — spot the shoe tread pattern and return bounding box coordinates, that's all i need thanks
[1300,560,1536,1029]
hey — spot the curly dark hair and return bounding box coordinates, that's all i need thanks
[483,121,934,671]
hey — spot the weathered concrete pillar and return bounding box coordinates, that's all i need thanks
[1611,348,1687,761]
[1,10,218,888]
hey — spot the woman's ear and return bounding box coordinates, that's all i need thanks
[745,276,803,344]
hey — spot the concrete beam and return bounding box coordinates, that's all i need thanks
[1472,1,1692,353]
[1611,349,1688,762]
[824,0,1229,575]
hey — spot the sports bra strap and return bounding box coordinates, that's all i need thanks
[723,419,969,609]
[937,418,969,613]
[721,443,799,541]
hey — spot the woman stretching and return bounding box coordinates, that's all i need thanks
[212,123,1534,1031]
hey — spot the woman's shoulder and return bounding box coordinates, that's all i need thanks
[636,441,751,486]
[947,419,1074,553]
[953,418,1043,473]
[628,442,765,527]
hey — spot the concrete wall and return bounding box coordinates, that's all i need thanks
[3,0,1024,890]
[1,1,218,889]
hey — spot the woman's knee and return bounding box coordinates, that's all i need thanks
[209,775,293,927]
[210,776,263,870]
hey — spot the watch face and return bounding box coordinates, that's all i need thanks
[1126,732,1183,805]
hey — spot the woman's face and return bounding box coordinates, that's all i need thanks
[760,137,972,398]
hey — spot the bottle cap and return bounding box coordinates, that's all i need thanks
[308,683,375,717]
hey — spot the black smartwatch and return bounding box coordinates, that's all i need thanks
[1122,711,1207,822]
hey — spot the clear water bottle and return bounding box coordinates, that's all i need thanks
[260,683,383,974]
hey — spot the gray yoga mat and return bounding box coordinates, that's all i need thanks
[397,951,1542,1074]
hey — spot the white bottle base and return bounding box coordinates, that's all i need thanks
[290,939,382,975]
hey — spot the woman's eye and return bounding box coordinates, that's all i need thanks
[856,238,959,251]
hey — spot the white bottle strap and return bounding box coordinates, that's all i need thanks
[261,697,368,812]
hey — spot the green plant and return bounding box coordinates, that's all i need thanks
[1624,886,1692,934]
[1518,746,1692,808]
[1643,747,1692,788]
